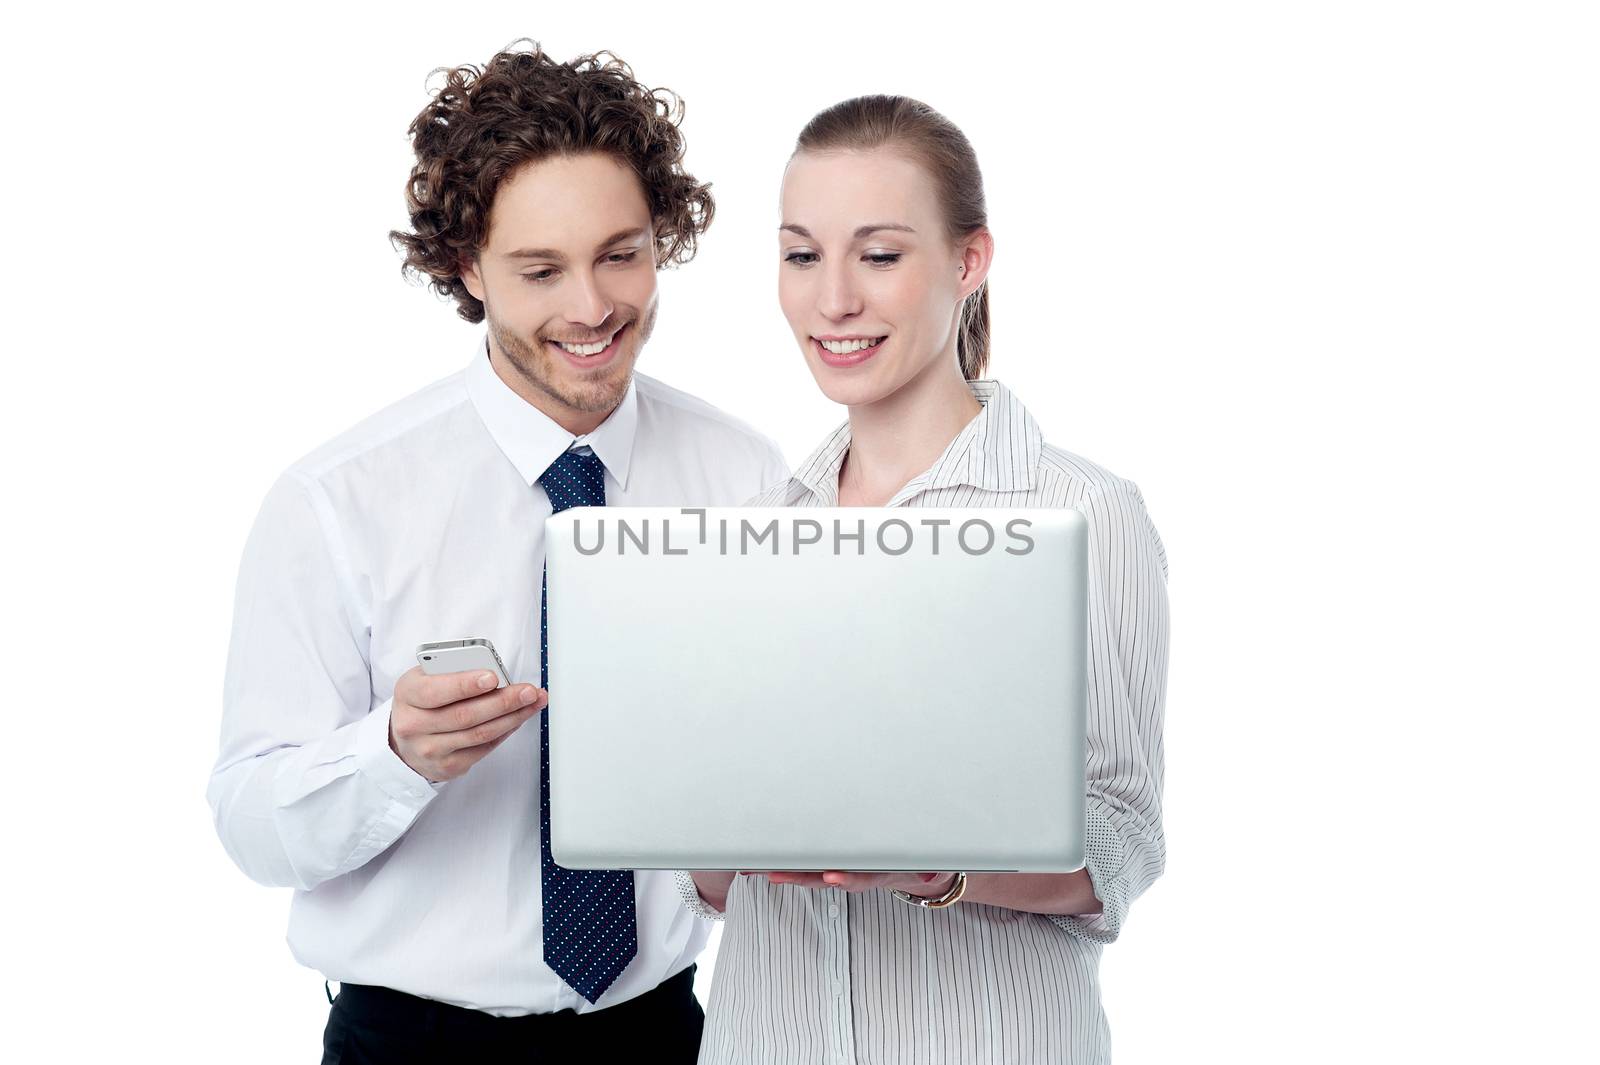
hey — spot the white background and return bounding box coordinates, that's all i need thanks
[4,2,1596,1061]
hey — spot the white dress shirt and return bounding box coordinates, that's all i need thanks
[208,340,788,1016]
[679,380,1169,1064]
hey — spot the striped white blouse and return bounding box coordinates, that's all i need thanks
[676,379,1170,1065]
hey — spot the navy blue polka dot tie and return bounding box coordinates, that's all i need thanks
[537,448,637,1003]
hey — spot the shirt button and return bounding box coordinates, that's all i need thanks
[832,978,843,995]
[828,903,840,918]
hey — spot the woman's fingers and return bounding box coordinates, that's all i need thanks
[768,871,892,891]
[762,871,951,893]
[766,871,831,889]
[821,872,896,891]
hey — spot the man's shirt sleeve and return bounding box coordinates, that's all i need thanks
[206,472,441,891]
[673,870,728,921]
[761,439,791,496]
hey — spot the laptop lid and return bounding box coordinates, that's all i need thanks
[544,507,1087,873]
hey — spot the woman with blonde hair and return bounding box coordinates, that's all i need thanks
[681,95,1171,1064]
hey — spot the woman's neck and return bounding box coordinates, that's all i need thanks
[838,356,983,507]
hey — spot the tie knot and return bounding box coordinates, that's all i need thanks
[539,449,607,512]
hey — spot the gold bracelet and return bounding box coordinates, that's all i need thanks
[890,872,967,910]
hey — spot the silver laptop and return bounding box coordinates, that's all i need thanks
[544,507,1087,873]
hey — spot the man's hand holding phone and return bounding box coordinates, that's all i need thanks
[389,667,546,783]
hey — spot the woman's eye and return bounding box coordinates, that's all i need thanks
[865,253,902,267]
[784,251,819,266]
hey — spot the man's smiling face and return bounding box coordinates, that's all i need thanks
[461,152,659,434]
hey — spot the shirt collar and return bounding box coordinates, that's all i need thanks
[464,337,638,490]
[791,379,1042,505]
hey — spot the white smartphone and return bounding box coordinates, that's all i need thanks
[415,637,512,688]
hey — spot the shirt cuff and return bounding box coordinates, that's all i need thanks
[674,870,728,921]
[1046,800,1131,945]
[355,697,446,806]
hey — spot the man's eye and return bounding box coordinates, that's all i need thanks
[785,252,819,266]
[606,252,639,264]
[523,270,557,284]
[865,253,901,267]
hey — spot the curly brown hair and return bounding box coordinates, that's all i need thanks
[390,40,715,323]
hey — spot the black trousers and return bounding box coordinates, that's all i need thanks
[320,965,703,1063]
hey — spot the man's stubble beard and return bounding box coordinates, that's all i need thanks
[488,298,658,416]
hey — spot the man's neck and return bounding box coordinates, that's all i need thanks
[487,344,615,437]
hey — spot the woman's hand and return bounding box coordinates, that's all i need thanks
[747,870,1104,915]
[754,870,958,898]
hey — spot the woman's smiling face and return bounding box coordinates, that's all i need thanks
[778,147,979,407]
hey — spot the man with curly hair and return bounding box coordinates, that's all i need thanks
[207,42,786,1063]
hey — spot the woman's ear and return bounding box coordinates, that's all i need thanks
[957,228,994,299]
